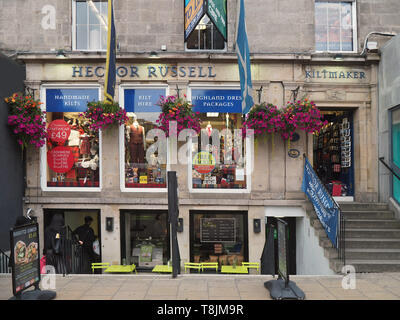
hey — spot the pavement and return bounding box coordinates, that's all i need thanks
[1,272,400,301]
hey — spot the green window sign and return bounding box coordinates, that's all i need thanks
[207,0,227,41]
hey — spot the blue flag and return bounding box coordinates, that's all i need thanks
[104,0,116,103]
[301,157,339,248]
[235,0,254,114]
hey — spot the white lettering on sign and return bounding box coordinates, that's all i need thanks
[41,5,56,30]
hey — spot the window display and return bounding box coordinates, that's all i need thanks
[190,211,248,269]
[191,113,247,189]
[44,88,100,188]
[121,211,170,269]
[391,108,400,203]
[124,112,167,188]
[122,88,167,189]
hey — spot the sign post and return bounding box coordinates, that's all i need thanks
[264,219,305,300]
[167,171,181,278]
[9,222,56,300]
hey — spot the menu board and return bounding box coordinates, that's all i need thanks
[10,223,40,296]
[200,218,236,243]
[277,219,288,284]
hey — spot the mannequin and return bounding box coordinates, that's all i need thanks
[127,113,146,164]
[206,121,213,137]
[68,118,81,164]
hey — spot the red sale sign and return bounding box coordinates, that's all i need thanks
[47,146,75,173]
[47,119,71,145]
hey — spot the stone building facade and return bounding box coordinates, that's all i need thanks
[1,0,400,274]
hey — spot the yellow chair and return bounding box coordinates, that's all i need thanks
[184,262,202,273]
[242,262,260,273]
[91,262,110,274]
[201,262,218,273]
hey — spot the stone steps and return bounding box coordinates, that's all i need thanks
[342,210,395,220]
[345,238,400,249]
[309,202,400,273]
[345,219,400,229]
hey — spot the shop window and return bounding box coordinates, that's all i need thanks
[73,0,108,51]
[120,211,170,269]
[391,107,400,203]
[189,88,248,191]
[186,15,226,51]
[121,87,168,190]
[190,211,248,268]
[315,1,356,52]
[42,87,100,189]
[313,111,354,197]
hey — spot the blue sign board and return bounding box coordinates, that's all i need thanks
[46,88,99,112]
[191,89,242,113]
[124,89,165,113]
[301,157,339,248]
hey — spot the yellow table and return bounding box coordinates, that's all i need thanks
[104,264,137,274]
[220,266,248,274]
[152,265,173,273]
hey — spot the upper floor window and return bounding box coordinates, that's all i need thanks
[73,0,108,51]
[186,15,226,51]
[315,1,356,52]
[184,0,227,51]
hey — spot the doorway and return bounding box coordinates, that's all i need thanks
[313,110,355,197]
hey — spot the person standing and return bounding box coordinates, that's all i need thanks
[73,216,96,273]
[44,213,67,275]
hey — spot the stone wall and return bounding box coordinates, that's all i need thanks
[1,0,400,54]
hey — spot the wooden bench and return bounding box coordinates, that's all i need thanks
[242,262,260,273]
[91,262,110,274]
[184,262,202,273]
[201,262,218,272]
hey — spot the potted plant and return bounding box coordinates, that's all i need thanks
[156,95,202,137]
[4,93,47,150]
[81,100,128,131]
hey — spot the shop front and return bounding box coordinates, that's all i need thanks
[20,54,379,275]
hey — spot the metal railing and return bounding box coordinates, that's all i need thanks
[303,155,345,266]
[379,157,400,181]
[0,249,10,274]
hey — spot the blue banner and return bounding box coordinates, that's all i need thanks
[235,0,254,114]
[191,89,242,113]
[104,0,116,103]
[46,89,99,112]
[301,157,339,248]
[124,89,165,113]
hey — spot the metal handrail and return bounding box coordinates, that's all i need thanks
[0,248,10,274]
[379,157,400,181]
[303,154,345,265]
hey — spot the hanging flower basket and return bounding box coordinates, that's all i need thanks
[156,95,201,137]
[4,93,47,150]
[81,101,128,131]
[280,99,328,141]
[242,103,284,137]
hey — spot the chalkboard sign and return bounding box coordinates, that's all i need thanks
[200,218,236,243]
[277,219,289,287]
[10,223,40,296]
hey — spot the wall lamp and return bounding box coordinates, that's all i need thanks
[149,51,159,59]
[333,54,344,61]
[56,49,67,59]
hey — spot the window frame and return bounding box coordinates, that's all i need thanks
[185,14,227,52]
[119,84,170,193]
[40,83,103,192]
[314,0,358,54]
[186,84,251,194]
[72,0,108,52]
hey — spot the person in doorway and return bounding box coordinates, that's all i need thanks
[73,216,96,274]
[44,213,67,275]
